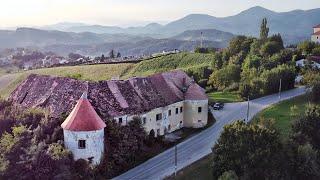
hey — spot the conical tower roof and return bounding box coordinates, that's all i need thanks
[61,93,106,131]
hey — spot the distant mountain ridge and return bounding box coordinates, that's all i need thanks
[0,28,228,56]
[1,6,319,56]
[172,29,234,43]
[42,6,320,42]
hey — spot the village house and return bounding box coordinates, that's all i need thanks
[312,24,320,43]
[296,56,320,69]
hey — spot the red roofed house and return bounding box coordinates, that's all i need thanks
[312,24,320,43]
[61,92,106,165]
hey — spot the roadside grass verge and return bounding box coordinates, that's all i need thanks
[207,91,242,103]
[165,154,213,180]
[131,112,216,178]
[252,94,309,139]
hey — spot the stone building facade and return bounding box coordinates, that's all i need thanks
[312,24,320,43]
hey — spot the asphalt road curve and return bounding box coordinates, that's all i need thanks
[114,87,306,180]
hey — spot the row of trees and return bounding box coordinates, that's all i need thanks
[212,104,320,179]
[204,18,297,99]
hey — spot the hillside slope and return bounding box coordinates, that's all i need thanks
[172,29,234,43]
[0,52,215,98]
[125,52,215,77]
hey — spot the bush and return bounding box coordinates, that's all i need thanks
[208,64,241,90]
[212,121,282,179]
[260,41,283,57]
[66,73,83,80]
[312,47,320,56]
[311,83,320,103]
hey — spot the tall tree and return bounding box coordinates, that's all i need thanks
[212,121,282,179]
[109,50,115,59]
[260,18,269,40]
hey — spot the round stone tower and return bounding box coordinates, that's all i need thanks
[61,93,106,165]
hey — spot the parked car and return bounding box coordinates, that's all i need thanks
[213,102,224,110]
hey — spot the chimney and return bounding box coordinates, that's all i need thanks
[183,77,186,87]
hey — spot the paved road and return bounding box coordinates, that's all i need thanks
[114,87,306,180]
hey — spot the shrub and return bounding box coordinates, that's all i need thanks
[311,83,320,103]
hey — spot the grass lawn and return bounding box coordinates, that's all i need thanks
[166,155,213,180]
[207,91,242,103]
[253,94,310,138]
[0,68,6,77]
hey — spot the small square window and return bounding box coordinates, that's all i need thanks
[180,107,183,113]
[156,113,162,121]
[198,107,202,113]
[176,108,179,114]
[198,120,202,123]
[78,140,86,149]
[119,118,123,124]
[168,110,171,116]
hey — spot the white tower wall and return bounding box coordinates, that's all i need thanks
[63,129,105,165]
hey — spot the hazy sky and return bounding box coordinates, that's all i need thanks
[1,0,320,27]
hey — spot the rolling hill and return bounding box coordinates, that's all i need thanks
[172,29,234,43]
[0,28,230,56]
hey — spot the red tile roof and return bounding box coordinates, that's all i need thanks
[310,56,320,64]
[313,24,320,28]
[184,83,208,100]
[61,93,106,131]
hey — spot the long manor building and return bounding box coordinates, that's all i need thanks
[10,70,208,137]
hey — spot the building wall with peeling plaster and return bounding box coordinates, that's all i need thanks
[64,129,104,165]
[114,100,208,137]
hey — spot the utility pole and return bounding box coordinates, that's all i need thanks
[246,95,250,122]
[279,78,282,100]
[174,145,177,176]
[200,32,203,48]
